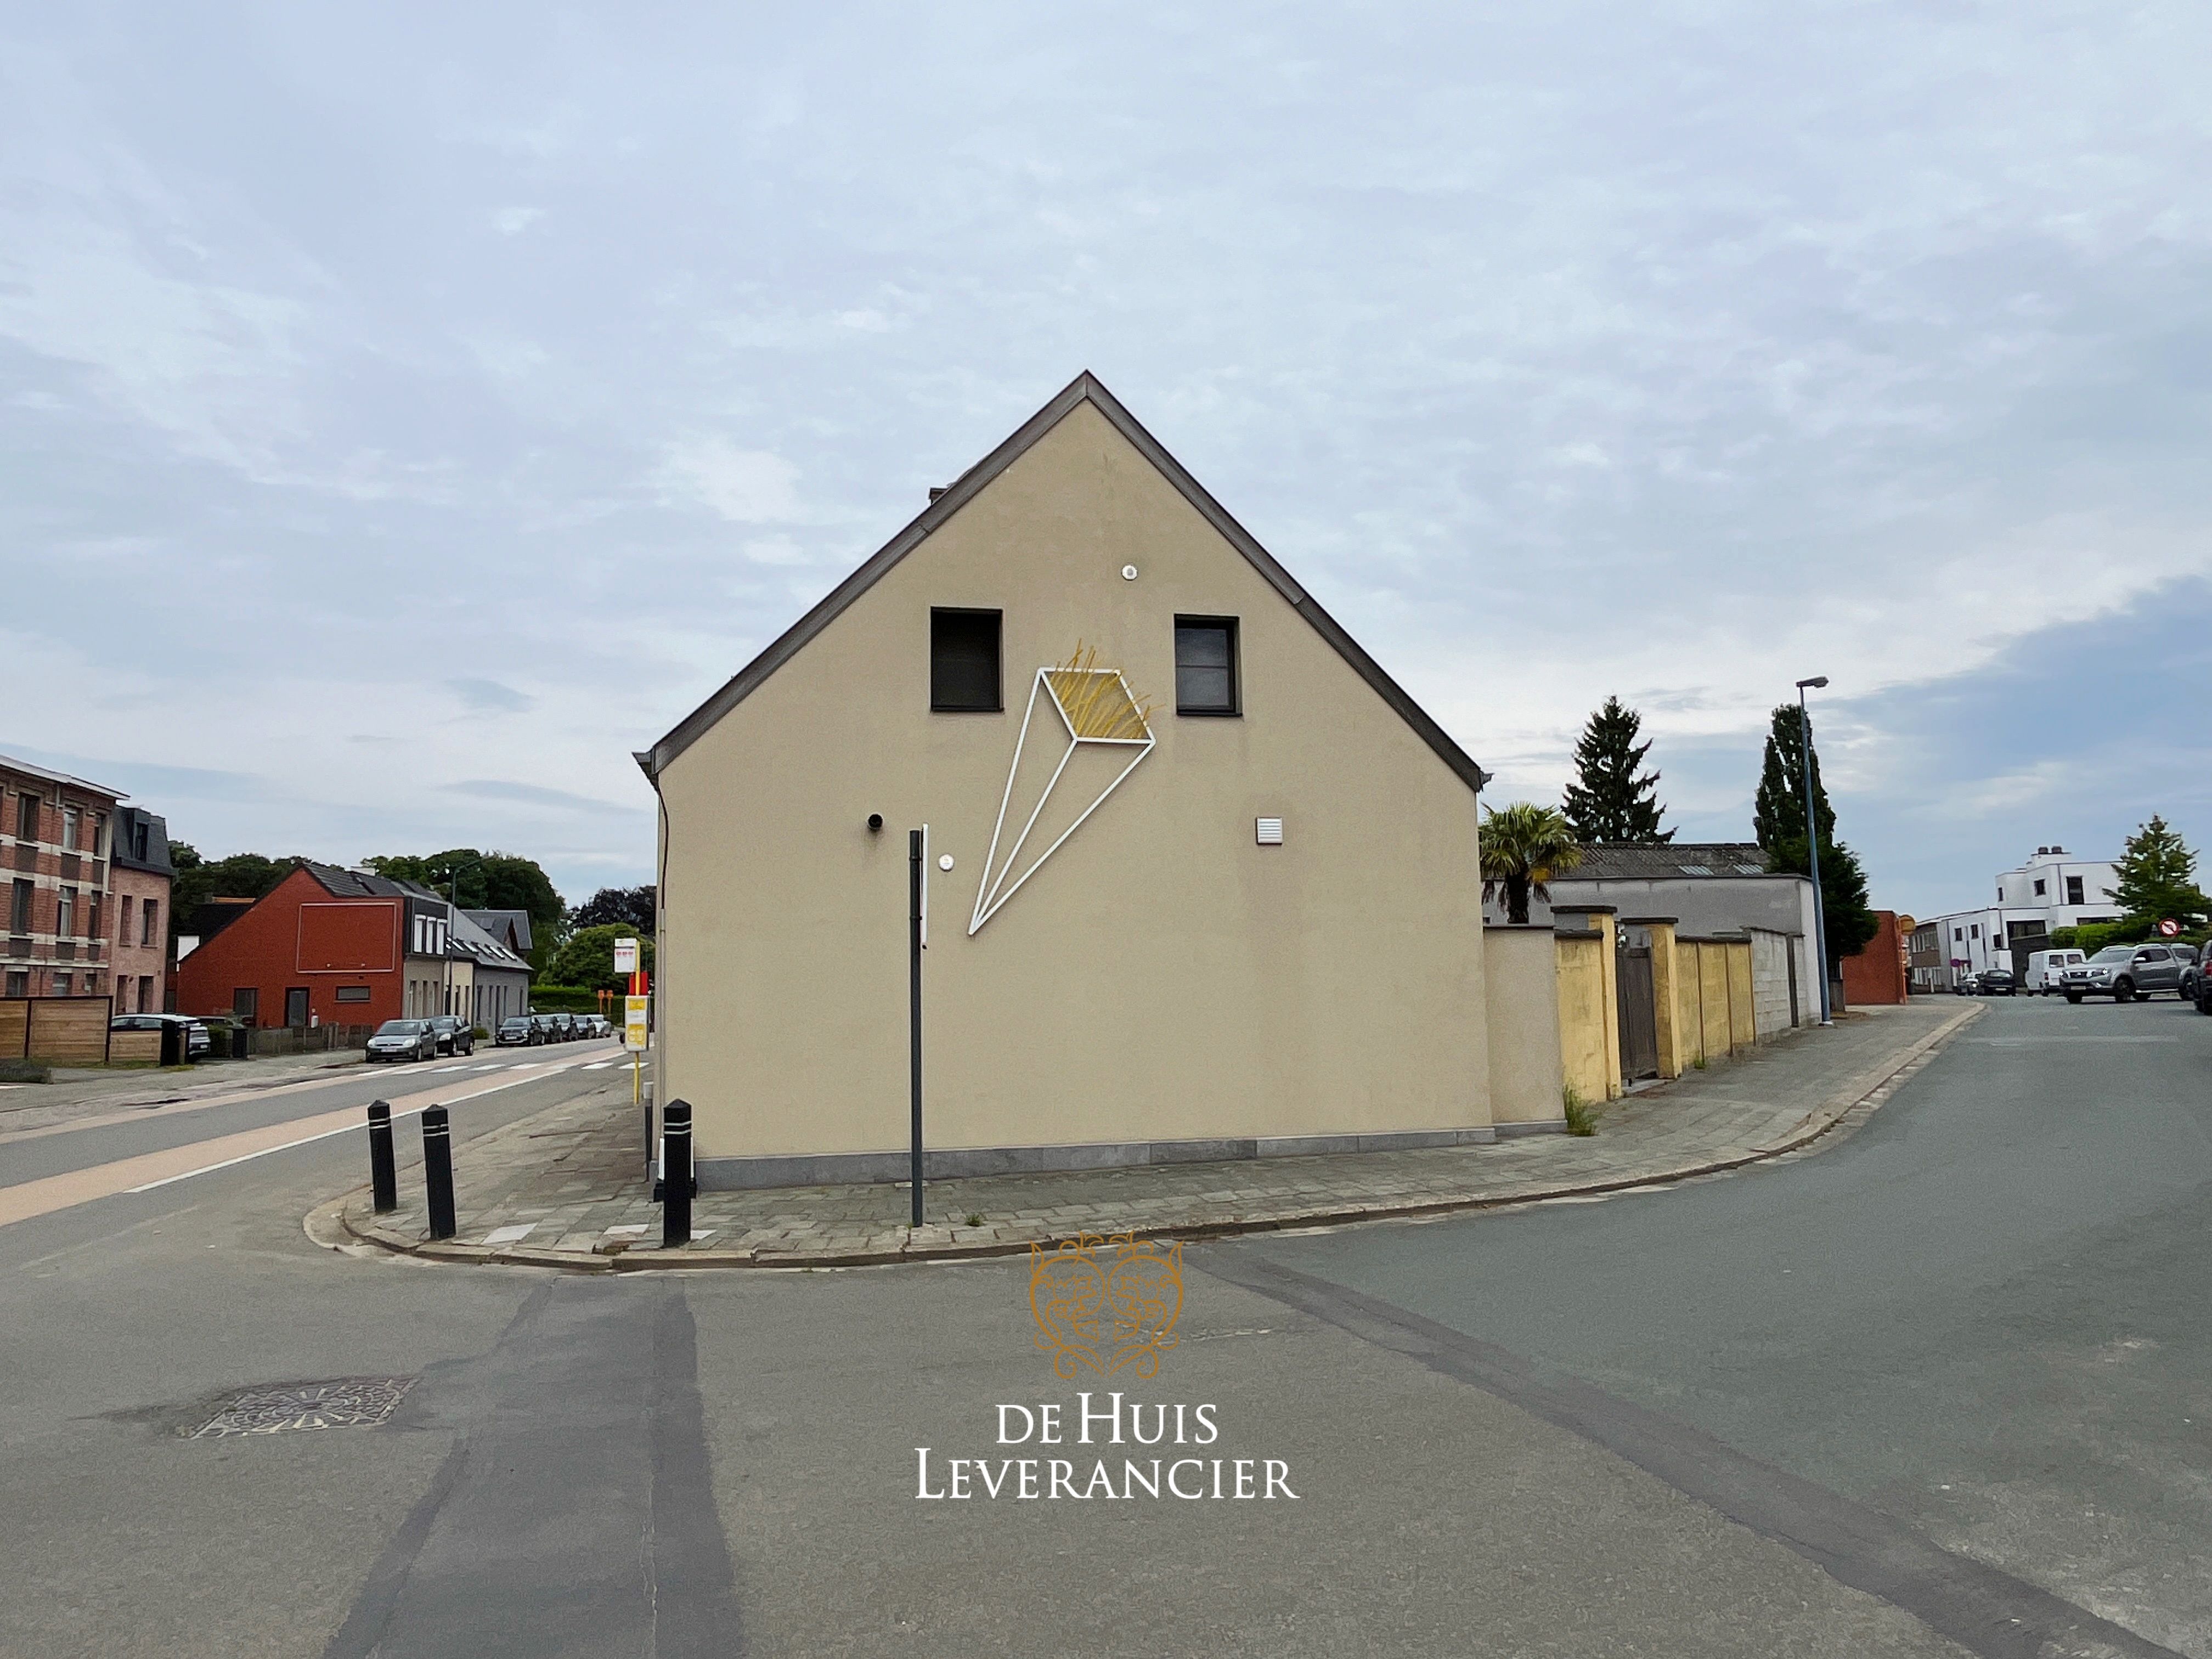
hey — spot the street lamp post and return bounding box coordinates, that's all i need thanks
[1796,677,1832,1026]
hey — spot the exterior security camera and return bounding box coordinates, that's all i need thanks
[867,814,884,832]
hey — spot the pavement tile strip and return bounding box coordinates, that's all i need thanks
[185,1378,415,1438]
[327,1002,1981,1271]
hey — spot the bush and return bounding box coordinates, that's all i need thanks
[527,983,607,1015]
[0,1058,49,1084]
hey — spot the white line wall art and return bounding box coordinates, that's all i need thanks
[969,646,1156,935]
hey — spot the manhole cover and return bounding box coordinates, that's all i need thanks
[185,1378,414,1438]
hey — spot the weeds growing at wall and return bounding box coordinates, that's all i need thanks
[1562,1084,1597,1136]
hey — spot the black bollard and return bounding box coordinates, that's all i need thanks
[661,1098,693,1249]
[422,1105,456,1240]
[367,1100,397,1214]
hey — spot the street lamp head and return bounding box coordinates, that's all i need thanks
[1796,676,1829,690]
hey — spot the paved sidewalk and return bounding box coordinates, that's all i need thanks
[326,1001,1981,1271]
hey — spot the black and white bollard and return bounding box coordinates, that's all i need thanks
[367,1100,397,1214]
[661,1098,693,1249]
[422,1105,456,1241]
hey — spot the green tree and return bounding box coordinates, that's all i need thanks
[362,848,568,969]
[1562,696,1672,844]
[1752,705,1877,964]
[548,924,654,991]
[1752,704,1836,850]
[166,845,295,947]
[572,885,656,933]
[2109,814,2208,927]
[1480,803,1583,924]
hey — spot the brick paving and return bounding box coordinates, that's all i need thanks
[332,1001,1982,1271]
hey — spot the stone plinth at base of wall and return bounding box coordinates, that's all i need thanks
[1494,1118,1568,1138]
[697,1125,1501,1190]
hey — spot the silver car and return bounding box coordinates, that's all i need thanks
[366,1019,438,1062]
[2061,944,2187,1003]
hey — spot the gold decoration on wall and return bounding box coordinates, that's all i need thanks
[968,645,1156,934]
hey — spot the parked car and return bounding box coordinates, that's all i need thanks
[427,1015,473,1057]
[584,1015,611,1039]
[110,1012,212,1059]
[2023,949,2087,995]
[366,1019,439,1063]
[2177,943,2205,1002]
[2060,943,2188,1003]
[529,1013,563,1043]
[496,1016,540,1047]
[1973,967,2017,996]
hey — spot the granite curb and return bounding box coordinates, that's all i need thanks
[312,1002,1984,1273]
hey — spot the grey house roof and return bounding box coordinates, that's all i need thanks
[1565,843,1778,881]
[300,861,410,899]
[637,371,1488,797]
[447,907,530,973]
[111,806,172,876]
[464,909,534,952]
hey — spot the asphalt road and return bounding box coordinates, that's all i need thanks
[0,997,2202,1658]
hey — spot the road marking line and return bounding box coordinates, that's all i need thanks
[583,1062,614,1070]
[430,1066,472,1073]
[0,1049,613,1229]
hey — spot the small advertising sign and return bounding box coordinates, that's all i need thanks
[614,937,639,975]
[624,994,650,1051]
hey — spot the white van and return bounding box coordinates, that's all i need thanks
[2025,948,2086,994]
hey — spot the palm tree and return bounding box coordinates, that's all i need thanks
[1481,803,1583,924]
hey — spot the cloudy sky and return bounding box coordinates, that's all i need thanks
[4,3,2208,919]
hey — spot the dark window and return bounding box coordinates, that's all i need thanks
[233,986,258,1023]
[142,900,158,946]
[2033,878,2046,896]
[15,793,36,840]
[1174,617,1240,715]
[2066,876,2085,906]
[930,608,1002,712]
[4,969,25,998]
[8,879,30,932]
[336,985,370,1003]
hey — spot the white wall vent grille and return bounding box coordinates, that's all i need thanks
[1256,817,1284,845]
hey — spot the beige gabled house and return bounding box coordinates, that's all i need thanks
[640,373,1563,1188]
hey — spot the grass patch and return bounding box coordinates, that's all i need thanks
[1562,1084,1598,1136]
[0,1058,50,1085]
[1690,1053,1708,1070]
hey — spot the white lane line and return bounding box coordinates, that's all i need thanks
[583,1062,615,1070]
[122,1062,591,1194]
[430,1066,472,1074]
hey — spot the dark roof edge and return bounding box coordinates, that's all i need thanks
[640,371,1488,797]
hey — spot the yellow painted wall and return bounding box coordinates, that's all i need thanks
[1642,921,1684,1079]
[1698,942,1731,1061]
[657,399,1492,1166]
[1726,941,1756,1051]
[1555,932,1611,1109]
[1486,926,1564,1126]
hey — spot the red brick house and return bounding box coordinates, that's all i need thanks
[174,862,459,1029]
[108,806,174,1013]
[2,753,123,1002]
[1839,910,1911,1006]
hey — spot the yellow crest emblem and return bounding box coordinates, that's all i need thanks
[1029,1232,1184,1380]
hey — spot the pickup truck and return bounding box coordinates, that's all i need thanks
[2059,943,2188,1002]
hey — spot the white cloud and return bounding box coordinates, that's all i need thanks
[655,438,805,523]
[493,206,545,236]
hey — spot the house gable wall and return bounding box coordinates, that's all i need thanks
[174,867,403,1026]
[658,400,1489,1170]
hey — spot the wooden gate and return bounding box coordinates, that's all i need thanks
[1617,945,1658,1080]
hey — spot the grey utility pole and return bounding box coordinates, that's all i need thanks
[1796,676,1832,1026]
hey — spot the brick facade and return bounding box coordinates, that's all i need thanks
[1,754,123,1002]
[1839,910,1911,1006]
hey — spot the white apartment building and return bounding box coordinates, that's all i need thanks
[1922,845,2121,984]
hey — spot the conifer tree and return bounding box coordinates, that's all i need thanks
[2111,815,2208,926]
[1752,704,1877,964]
[1562,696,1672,844]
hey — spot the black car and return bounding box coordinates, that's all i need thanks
[1974,967,2017,996]
[551,1013,578,1042]
[496,1017,540,1047]
[529,1013,563,1044]
[427,1015,473,1057]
